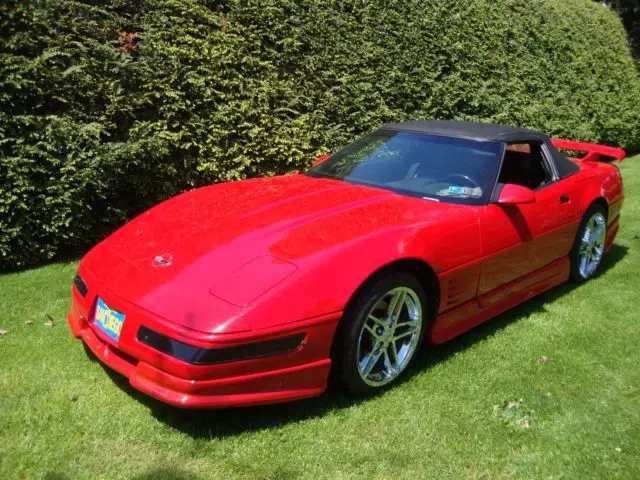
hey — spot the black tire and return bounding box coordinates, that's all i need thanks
[333,272,427,396]
[570,203,608,283]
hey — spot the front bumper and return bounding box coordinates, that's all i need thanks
[67,286,338,408]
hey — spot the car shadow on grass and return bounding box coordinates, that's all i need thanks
[44,468,200,480]
[96,244,628,439]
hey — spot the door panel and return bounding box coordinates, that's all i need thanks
[479,180,579,298]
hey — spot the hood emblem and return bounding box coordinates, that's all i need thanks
[152,254,173,268]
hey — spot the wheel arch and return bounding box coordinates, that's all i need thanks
[340,257,440,325]
[591,196,609,218]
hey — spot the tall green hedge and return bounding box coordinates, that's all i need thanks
[1,0,639,269]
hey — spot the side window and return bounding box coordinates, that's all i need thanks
[498,142,554,190]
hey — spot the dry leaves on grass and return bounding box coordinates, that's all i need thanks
[538,355,549,364]
[494,398,535,430]
[0,329,7,337]
[44,315,54,327]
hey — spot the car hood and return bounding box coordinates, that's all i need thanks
[82,174,460,334]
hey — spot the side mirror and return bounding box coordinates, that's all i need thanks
[312,153,330,167]
[497,183,535,205]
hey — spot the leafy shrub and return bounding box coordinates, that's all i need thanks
[1,0,639,269]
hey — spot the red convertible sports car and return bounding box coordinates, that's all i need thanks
[67,120,626,408]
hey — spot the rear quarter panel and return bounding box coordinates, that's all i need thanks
[573,161,624,218]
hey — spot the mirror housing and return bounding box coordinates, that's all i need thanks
[497,183,535,205]
[312,153,330,167]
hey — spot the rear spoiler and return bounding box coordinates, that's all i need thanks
[551,138,626,163]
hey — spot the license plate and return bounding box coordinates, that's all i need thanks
[94,297,125,342]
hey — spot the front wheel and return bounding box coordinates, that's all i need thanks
[570,204,607,282]
[333,272,426,395]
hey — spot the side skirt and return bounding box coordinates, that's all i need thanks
[428,257,570,345]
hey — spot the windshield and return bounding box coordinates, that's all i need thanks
[307,130,504,205]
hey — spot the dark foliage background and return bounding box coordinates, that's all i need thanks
[600,1,640,58]
[1,0,639,269]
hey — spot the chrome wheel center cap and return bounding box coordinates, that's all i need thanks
[380,327,393,345]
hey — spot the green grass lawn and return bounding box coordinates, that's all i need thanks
[1,157,639,480]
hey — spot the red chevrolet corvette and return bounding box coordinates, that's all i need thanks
[68,120,626,408]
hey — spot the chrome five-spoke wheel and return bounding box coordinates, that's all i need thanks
[356,287,422,386]
[571,204,607,282]
[577,212,606,278]
[334,272,426,395]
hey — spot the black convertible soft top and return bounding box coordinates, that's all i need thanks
[383,119,547,143]
[382,119,579,179]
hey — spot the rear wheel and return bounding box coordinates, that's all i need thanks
[334,272,426,395]
[570,204,607,282]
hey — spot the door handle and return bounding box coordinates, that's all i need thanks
[559,194,570,204]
